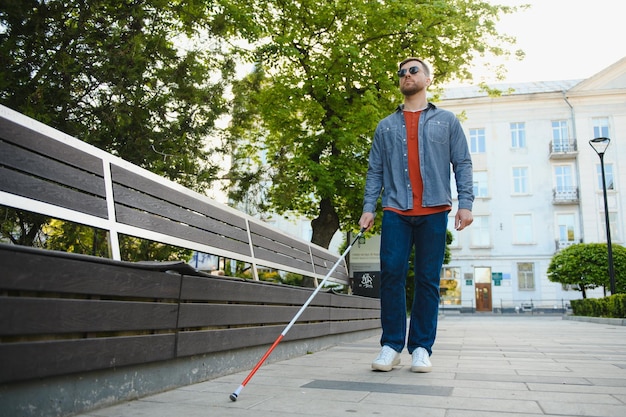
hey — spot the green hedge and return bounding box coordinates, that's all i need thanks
[571,294,626,318]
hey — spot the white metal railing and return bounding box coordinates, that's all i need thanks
[0,105,347,284]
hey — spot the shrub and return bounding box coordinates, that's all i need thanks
[571,295,626,318]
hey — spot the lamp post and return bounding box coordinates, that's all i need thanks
[589,137,616,294]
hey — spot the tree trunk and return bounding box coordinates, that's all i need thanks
[310,197,340,249]
[301,198,340,288]
[580,284,587,299]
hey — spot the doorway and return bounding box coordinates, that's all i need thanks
[474,267,492,312]
[475,283,492,311]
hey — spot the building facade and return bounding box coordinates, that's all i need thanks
[435,57,626,312]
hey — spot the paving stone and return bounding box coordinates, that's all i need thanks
[73,316,626,417]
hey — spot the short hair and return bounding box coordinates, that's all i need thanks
[398,57,431,77]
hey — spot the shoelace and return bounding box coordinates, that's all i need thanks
[413,348,428,363]
[379,347,396,361]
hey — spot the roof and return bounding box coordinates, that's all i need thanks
[439,79,583,100]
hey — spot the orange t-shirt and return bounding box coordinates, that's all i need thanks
[386,110,451,216]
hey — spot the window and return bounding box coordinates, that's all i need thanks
[513,214,533,244]
[596,163,614,190]
[554,165,576,200]
[551,120,569,152]
[469,128,486,154]
[592,117,610,138]
[474,267,492,283]
[473,171,488,198]
[471,216,490,247]
[600,211,620,242]
[510,122,526,148]
[440,267,461,305]
[554,165,573,192]
[512,167,529,194]
[517,263,535,290]
[557,214,576,249]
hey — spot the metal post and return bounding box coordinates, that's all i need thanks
[589,137,616,294]
[599,152,616,294]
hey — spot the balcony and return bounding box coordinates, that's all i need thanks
[549,140,578,159]
[555,239,582,251]
[553,186,579,204]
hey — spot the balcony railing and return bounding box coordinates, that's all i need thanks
[553,186,579,204]
[549,140,578,158]
[555,239,581,251]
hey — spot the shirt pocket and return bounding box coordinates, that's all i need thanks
[426,120,450,144]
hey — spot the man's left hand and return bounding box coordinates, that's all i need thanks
[455,209,473,231]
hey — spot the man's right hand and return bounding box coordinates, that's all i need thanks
[359,212,375,232]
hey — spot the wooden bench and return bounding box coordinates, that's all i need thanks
[0,104,379,416]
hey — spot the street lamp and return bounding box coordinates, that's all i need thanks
[589,137,616,294]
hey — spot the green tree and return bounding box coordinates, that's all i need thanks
[0,208,48,247]
[43,220,110,257]
[118,234,192,263]
[1,0,233,191]
[547,243,626,297]
[225,0,523,248]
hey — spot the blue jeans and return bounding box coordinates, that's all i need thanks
[379,210,449,355]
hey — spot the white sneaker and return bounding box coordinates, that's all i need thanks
[371,345,400,371]
[411,347,432,373]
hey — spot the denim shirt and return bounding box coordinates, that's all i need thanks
[363,103,474,214]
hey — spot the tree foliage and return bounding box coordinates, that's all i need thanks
[1,0,524,256]
[224,0,522,248]
[0,208,48,247]
[43,220,111,258]
[547,243,626,297]
[1,0,234,190]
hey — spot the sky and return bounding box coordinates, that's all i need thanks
[453,0,626,85]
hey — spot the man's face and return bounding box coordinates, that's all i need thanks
[398,61,431,96]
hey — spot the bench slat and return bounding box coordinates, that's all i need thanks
[249,221,310,252]
[0,121,103,174]
[0,140,106,197]
[111,164,248,229]
[0,298,178,335]
[113,184,249,243]
[178,304,329,328]
[114,204,252,257]
[0,334,175,383]
[0,247,181,298]
[179,275,331,306]
[176,322,329,357]
[0,166,108,218]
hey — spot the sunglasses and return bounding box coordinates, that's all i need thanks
[397,66,420,77]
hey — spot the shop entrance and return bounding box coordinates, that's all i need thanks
[474,267,492,312]
[475,283,492,311]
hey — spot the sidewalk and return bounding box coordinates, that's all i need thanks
[76,315,626,417]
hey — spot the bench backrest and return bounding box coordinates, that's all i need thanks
[0,105,348,284]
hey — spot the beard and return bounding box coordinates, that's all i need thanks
[400,80,423,96]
